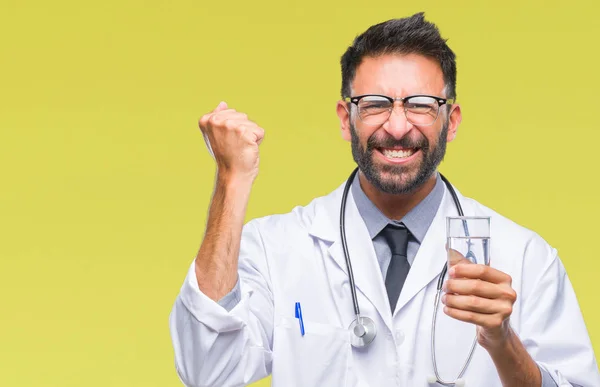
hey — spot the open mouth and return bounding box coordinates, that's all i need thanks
[380,148,416,159]
[376,147,421,163]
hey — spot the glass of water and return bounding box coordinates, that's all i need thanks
[446,217,491,267]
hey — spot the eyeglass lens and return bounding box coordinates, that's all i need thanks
[357,95,440,126]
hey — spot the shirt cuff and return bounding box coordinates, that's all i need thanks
[540,364,559,387]
[217,277,241,312]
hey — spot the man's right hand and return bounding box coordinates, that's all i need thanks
[199,101,265,182]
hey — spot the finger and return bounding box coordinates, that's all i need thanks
[214,119,258,135]
[238,124,264,146]
[199,113,212,132]
[254,127,265,145]
[443,306,505,330]
[199,103,239,131]
[442,293,502,314]
[450,264,512,285]
[214,101,228,112]
[208,112,250,127]
[444,278,512,299]
[199,113,239,134]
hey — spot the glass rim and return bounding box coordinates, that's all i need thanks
[446,216,491,220]
[446,216,491,238]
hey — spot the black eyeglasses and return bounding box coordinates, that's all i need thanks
[343,94,454,126]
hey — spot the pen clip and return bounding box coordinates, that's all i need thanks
[295,302,305,336]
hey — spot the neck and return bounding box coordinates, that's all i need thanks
[358,172,437,220]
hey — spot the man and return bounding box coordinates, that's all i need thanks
[169,13,599,387]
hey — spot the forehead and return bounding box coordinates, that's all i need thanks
[352,53,446,97]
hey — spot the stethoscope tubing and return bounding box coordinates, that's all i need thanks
[340,169,462,302]
[340,167,362,317]
[340,167,475,386]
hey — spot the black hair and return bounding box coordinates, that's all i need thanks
[340,12,457,100]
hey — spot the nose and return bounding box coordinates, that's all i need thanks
[383,103,413,139]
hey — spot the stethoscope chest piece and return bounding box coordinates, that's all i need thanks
[349,316,376,348]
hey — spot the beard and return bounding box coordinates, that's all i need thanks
[350,120,449,195]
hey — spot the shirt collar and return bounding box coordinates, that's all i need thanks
[351,171,445,243]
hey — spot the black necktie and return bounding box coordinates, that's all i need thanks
[380,223,410,313]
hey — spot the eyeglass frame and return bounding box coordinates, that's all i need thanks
[343,94,455,127]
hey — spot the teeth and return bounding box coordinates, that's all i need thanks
[382,148,415,159]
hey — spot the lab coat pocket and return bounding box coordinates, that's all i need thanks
[272,315,351,387]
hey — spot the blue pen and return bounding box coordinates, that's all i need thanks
[295,302,305,336]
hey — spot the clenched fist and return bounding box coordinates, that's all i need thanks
[199,102,265,181]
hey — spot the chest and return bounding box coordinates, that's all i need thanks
[267,237,505,387]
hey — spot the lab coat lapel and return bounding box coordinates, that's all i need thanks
[309,185,393,332]
[394,186,457,314]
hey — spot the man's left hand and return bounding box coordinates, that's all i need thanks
[442,249,518,351]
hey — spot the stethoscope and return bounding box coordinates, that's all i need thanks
[340,167,476,387]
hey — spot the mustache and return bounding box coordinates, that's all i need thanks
[366,133,429,151]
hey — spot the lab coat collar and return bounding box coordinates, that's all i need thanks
[393,184,459,313]
[309,181,394,329]
[307,182,344,243]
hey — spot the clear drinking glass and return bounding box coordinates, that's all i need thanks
[446,216,491,267]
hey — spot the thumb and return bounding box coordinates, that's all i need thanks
[213,101,228,112]
[447,248,473,268]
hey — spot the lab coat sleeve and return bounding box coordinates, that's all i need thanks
[169,221,274,387]
[519,239,600,387]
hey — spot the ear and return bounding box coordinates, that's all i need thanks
[445,104,462,143]
[336,101,352,142]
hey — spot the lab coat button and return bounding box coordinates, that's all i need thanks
[395,330,405,345]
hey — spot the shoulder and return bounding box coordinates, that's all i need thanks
[457,192,557,269]
[459,195,534,240]
[244,182,344,244]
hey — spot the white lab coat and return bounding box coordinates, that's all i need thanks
[169,181,600,387]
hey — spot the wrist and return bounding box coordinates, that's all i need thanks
[484,327,512,354]
[483,326,542,386]
[478,320,513,352]
[216,170,256,189]
[212,171,254,216]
